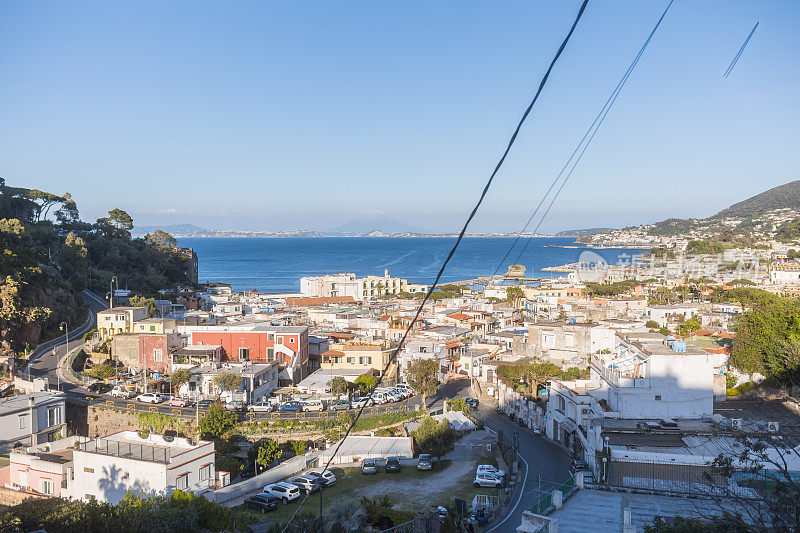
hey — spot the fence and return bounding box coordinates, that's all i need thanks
[529,476,575,515]
[606,458,765,499]
[80,437,170,464]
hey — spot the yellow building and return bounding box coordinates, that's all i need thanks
[358,271,408,299]
[97,306,148,340]
[321,341,396,373]
[133,318,176,335]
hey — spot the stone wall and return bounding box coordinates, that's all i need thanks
[498,382,545,430]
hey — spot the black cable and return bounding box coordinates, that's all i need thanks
[724,22,758,78]
[280,1,590,529]
[501,0,673,271]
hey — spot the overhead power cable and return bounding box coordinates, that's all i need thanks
[492,0,673,276]
[279,1,590,529]
[724,21,758,78]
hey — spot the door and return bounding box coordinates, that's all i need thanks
[19,470,27,489]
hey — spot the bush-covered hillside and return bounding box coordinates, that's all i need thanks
[712,179,800,219]
[0,178,195,358]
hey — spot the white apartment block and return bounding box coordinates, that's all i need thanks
[64,431,216,504]
[300,270,408,301]
[0,392,66,451]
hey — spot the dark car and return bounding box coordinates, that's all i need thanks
[280,401,304,412]
[87,382,111,394]
[197,399,214,409]
[240,462,267,479]
[386,456,401,473]
[464,397,479,409]
[244,493,278,514]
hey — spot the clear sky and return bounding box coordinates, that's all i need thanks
[1,1,798,233]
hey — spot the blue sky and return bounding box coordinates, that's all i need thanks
[1,1,798,233]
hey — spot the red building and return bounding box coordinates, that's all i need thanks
[190,325,309,375]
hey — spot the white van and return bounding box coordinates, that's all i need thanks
[302,399,325,412]
[372,392,389,405]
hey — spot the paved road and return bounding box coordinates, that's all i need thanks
[28,290,108,392]
[432,378,571,532]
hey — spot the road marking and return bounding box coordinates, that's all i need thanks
[127,403,135,410]
[149,406,159,413]
[271,412,280,419]
[485,451,528,532]
[105,400,114,407]
[172,409,182,416]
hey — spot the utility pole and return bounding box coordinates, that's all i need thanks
[110,275,117,308]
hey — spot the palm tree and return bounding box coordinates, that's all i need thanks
[323,500,366,532]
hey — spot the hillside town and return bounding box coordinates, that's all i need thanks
[4,212,800,531]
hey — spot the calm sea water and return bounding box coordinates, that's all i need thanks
[177,237,644,293]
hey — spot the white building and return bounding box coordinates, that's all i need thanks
[646,303,702,328]
[300,270,409,301]
[64,431,217,504]
[0,392,66,451]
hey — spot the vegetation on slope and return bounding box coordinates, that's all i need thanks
[0,178,194,358]
[712,179,800,219]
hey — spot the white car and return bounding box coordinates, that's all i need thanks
[263,482,301,503]
[136,393,163,404]
[248,399,274,412]
[474,472,503,488]
[477,464,506,480]
[306,469,336,486]
[350,397,374,409]
[111,385,134,398]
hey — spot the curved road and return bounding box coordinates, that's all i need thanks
[437,380,571,533]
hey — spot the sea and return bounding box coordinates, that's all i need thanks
[177,237,645,294]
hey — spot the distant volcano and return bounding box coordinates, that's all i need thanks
[328,215,427,235]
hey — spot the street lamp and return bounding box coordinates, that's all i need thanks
[110,276,118,308]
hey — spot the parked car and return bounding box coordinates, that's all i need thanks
[287,475,321,494]
[385,456,401,473]
[372,392,390,405]
[474,472,503,488]
[197,399,214,409]
[302,399,325,412]
[350,397,374,409]
[394,383,412,393]
[110,385,134,398]
[532,426,542,436]
[225,400,245,411]
[87,382,111,394]
[464,397,479,409]
[279,401,304,412]
[244,493,279,513]
[136,393,163,404]
[263,482,301,504]
[477,464,506,480]
[327,399,350,411]
[362,458,378,474]
[167,396,191,407]
[249,399,274,412]
[306,469,336,486]
[417,454,433,471]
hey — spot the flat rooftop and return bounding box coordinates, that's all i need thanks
[0,392,65,416]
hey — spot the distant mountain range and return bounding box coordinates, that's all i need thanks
[555,228,613,237]
[327,216,426,235]
[132,224,208,237]
[712,179,800,219]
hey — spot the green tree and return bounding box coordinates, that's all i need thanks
[677,317,702,337]
[212,372,243,399]
[506,286,525,303]
[198,402,237,439]
[288,439,308,456]
[250,438,281,468]
[412,415,456,457]
[59,231,89,290]
[170,368,191,397]
[129,295,157,317]
[145,229,178,250]
[328,376,349,396]
[353,373,377,395]
[645,320,659,329]
[405,358,440,407]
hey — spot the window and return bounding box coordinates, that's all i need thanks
[40,479,53,495]
[239,347,250,361]
[564,334,575,348]
[542,334,556,349]
[346,357,356,364]
[359,356,372,365]
[266,348,274,362]
[277,337,283,345]
[47,406,60,427]
[18,415,27,429]
[268,334,274,341]
[199,463,212,481]
[84,467,95,473]
[149,325,156,332]
[176,473,188,490]
[153,349,163,363]
[655,395,662,401]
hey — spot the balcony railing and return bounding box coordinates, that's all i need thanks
[79,438,170,464]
